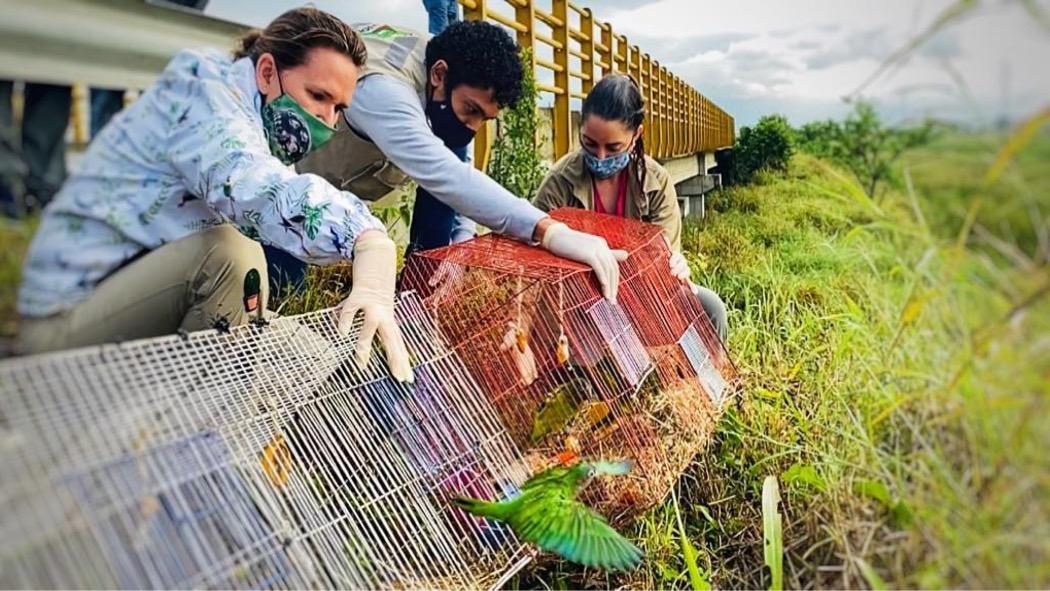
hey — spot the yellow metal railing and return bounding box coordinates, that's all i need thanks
[67,2,735,166]
[459,0,734,169]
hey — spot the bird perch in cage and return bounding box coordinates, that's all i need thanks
[402,208,738,522]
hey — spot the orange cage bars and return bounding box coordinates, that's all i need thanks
[400,209,737,520]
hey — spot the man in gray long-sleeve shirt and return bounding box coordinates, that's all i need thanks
[296,21,628,301]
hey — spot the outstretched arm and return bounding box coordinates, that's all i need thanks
[346,75,545,242]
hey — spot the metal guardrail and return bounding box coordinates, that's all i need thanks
[459,0,735,168]
[0,0,245,90]
[0,1,734,167]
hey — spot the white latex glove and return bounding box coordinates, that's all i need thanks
[541,222,629,301]
[669,250,691,282]
[337,231,413,383]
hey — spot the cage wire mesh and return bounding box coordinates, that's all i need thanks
[0,209,736,589]
[0,292,533,590]
[401,208,738,523]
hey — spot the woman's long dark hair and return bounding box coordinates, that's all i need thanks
[581,74,647,189]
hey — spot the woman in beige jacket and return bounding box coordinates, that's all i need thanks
[534,74,727,340]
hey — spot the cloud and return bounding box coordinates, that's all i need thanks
[917,29,964,59]
[791,39,823,51]
[802,27,892,70]
[723,48,798,88]
[769,23,841,39]
[573,0,664,12]
[204,0,1050,129]
[629,32,756,63]
[672,53,823,123]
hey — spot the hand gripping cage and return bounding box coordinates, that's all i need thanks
[400,208,736,521]
[0,209,735,589]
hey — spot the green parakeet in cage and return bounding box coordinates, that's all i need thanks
[452,459,643,571]
[530,377,594,443]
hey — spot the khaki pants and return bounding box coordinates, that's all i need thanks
[19,225,270,354]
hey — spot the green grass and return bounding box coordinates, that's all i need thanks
[0,216,34,350]
[614,132,1049,589]
[0,132,1045,588]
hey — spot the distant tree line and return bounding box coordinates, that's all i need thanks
[729,101,934,200]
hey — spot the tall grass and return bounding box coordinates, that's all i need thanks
[0,132,1043,588]
[0,216,35,354]
[616,132,1049,589]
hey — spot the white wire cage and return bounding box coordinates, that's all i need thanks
[0,291,533,590]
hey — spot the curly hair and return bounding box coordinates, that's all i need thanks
[234,7,367,70]
[425,20,523,108]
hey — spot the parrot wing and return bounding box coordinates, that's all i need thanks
[520,465,572,492]
[513,491,643,571]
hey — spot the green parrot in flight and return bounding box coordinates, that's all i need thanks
[452,459,643,571]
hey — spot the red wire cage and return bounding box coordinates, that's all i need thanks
[400,208,737,521]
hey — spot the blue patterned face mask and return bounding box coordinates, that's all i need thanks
[583,149,631,179]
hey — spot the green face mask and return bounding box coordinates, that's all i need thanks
[261,92,337,165]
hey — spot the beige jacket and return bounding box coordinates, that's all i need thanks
[533,150,682,251]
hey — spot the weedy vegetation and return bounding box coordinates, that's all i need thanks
[0,113,1044,591]
[628,129,1048,589]
[0,3,1045,585]
[506,127,1047,589]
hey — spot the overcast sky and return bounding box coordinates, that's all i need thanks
[198,0,1050,128]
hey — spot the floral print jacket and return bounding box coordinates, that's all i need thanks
[18,48,384,317]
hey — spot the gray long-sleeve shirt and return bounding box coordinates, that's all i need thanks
[344,74,545,242]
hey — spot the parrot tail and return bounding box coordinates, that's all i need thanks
[452,496,507,521]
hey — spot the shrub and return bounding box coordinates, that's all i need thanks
[734,114,794,184]
[793,120,840,159]
[794,101,933,200]
[487,48,548,200]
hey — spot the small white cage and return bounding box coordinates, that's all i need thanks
[0,292,532,590]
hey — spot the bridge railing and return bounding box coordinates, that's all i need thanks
[5,1,734,167]
[459,0,734,168]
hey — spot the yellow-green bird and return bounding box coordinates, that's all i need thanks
[530,377,593,443]
[452,459,643,571]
